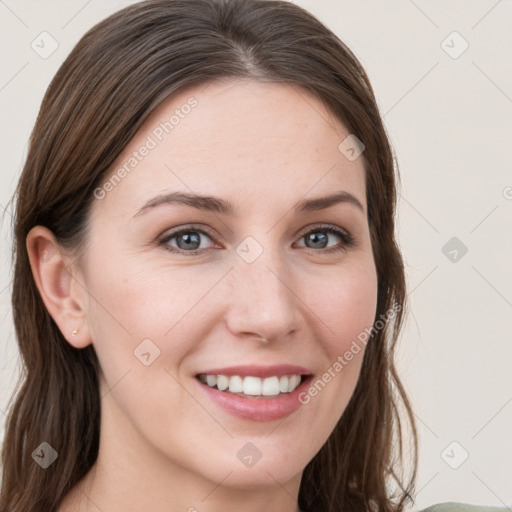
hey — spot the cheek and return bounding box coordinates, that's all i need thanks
[300,259,378,408]
[82,255,231,392]
[86,253,220,338]
[314,260,378,350]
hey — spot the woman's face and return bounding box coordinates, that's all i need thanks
[76,79,377,494]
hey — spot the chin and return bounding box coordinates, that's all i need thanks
[212,463,302,489]
[210,443,308,487]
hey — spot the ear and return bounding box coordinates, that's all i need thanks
[26,225,91,349]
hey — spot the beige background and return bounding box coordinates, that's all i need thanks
[1,1,511,510]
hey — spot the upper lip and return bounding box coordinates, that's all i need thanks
[196,364,312,378]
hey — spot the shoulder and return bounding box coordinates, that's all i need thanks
[419,502,511,512]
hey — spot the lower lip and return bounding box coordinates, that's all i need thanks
[195,376,313,422]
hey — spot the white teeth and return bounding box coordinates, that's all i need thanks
[262,376,280,396]
[217,375,229,391]
[289,375,301,391]
[243,376,261,395]
[199,373,304,396]
[279,376,289,393]
[228,375,243,393]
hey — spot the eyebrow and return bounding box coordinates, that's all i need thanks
[133,190,365,217]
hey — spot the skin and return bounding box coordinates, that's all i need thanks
[27,79,378,512]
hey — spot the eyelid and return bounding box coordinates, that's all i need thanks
[295,223,352,241]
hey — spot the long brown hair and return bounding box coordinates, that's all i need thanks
[0,0,418,510]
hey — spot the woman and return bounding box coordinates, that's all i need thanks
[0,1,507,511]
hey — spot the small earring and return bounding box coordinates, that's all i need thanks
[72,329,79,336]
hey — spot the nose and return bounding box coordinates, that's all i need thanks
[224,243,303,344]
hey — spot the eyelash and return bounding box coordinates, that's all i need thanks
[158,223,355,256]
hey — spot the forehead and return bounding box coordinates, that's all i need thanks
[93,79,367,219]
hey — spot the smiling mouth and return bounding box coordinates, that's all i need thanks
[196,373,310,399]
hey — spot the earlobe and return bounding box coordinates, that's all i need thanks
[26,226,91,349]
